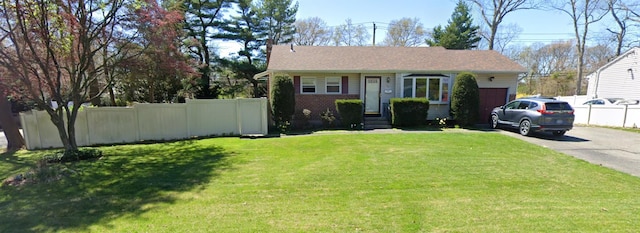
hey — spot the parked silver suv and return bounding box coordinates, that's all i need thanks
[490,97,575,136]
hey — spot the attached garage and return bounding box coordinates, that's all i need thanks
[478,88,508,123]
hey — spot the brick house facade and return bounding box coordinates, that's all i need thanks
[259,45,527,126]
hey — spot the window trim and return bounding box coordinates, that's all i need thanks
[300,77,317,94]
[325,76,342,94]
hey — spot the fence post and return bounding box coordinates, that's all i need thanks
[622,104,629,128]
[587,104,592,126]
[236,99,242,135]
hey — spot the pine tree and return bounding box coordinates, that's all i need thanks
[426,0,481,49]
[183,0,232,99]
[257,0,298,45]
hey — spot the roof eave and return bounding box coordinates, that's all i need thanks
[266,69,527,74]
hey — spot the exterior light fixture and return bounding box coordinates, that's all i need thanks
[386,77,390,83]
[489,76,495,82]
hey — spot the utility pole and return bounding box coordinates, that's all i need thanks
[372,22,377,46]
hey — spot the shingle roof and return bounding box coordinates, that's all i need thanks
[267,45,527,73]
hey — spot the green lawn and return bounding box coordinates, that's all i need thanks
[1,132,640,232]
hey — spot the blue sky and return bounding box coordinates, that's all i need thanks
[218,0,622,56]
[295,0,577,45]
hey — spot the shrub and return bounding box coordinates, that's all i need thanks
[320,108,336,128]
[390,98,429,127]
[270,76,295,132]
[451,72,480,127]
[335,99,363,129]
[43,148,103,163]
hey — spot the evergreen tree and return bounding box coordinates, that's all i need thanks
[271,76,295,132]
[426,0,481,49]
[257,0,298,45]
[183,0,231,99]
[218,0,268,98]
[451,72,480,127]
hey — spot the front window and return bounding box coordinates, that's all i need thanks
[402,76,450,102]
[301,77,316,94]
[326,77,341,94]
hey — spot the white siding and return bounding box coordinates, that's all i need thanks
[588,47,640,100]
[475,74,519,98]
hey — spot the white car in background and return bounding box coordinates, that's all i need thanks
[582,98,639,105]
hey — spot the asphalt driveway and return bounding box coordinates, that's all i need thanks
[500,126,640,178]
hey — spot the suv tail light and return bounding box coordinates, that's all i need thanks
[537,104,553,115]
[538,103,574,115]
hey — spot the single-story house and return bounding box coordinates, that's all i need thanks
[259,45,527,125]
[586,47,640,100]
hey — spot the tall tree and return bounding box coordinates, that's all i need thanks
[553,0,609,95]
[0,87,24,151]
[293,17,332,46]
[115,0,196,103]
[0,0,130,152]
[382,17,426,47]
[183,0,231,99]
[331,18,370,46]
[427,0,481,49]
[606,0,633,56]
[467,0,536,50]
[218,0,268,98]
[257,0,298,45]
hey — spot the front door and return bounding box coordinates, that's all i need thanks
[365,76,381,114]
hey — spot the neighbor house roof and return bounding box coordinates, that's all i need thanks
[267,45,527,74]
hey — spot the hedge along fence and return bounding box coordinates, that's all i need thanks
[335,99,363,128]
[390,98,430,127]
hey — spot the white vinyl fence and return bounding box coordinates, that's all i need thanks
[556,95,640,128]
[554,95,590,106]
[20,98,268,150]
[572,105,640,128]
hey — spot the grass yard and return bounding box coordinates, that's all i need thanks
[1,132,640,232]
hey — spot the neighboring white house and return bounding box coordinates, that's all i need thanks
[586,47,640,100]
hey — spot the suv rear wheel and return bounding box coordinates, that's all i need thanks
[519,120,531,136]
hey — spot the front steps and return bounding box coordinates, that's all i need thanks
[364,116,392,130]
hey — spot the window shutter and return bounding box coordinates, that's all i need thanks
[341,76,348,94]
[294,76,300,94]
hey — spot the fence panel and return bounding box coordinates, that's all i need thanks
[85,107,138,145]
[624,106,640,128]
[238,98,268,135]
[187,99,239,136]
[555,95,589,106]
[588,106,627,127]
[136,104,188,141]
[20,98,268,149]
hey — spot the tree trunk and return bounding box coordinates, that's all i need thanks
[0,94,24,151]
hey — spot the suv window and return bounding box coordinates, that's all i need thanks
[517,101,530,109]
[505,101,519,109]
[545,102,573,110]
[529,102,539,109]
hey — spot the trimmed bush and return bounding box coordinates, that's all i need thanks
[335,99,363,129]
[451,72,480,127]
[43,148,103,163]
[270,76,295,132]
[390,98,429,127]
